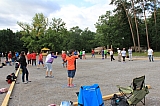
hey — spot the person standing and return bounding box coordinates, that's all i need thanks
[110,49,115,61]
[121,48,126,62]
[37,52,44,69]
[148,47,154,62]
[15,52,19,60]
[8,51,12,66]
[45,51,57,78]
[27,52,32,66]
[61,51,67,68]
[128,47,133,61]
[117,48,121,62]
[101,48,104,59]
[82,49,86,59]
[91,49,95,58]
[31,51,37,66]
[104,49,107,59]
[64,49,78,87]
[18,51,31,84]
[79,50,82,59]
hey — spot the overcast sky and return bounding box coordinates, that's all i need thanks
[0,0,115,32]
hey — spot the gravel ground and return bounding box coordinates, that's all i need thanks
[1,55,160,106]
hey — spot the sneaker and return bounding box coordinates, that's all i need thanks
[27,81,31,83]
[23,82,28,84]
[45,76,49,78]
[70,84,75,87]
[49,76,54,78]
[67,84,70,87]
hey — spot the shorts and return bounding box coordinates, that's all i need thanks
[45,63,52,71]
[68,70,76,78]
[38,60,44,65]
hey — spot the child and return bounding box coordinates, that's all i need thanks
[37,52,44,69]
[64,49,78,87]
[61,51,67,68]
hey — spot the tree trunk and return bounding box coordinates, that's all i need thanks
[131,0,141,52]
[154,0,158,50]
[121,1,136,51]
[142,0,150,49]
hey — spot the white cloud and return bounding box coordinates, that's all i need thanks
[0,0,115,32]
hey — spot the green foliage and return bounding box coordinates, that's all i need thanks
[0,29,23,53]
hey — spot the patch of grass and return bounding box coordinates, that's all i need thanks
[132,52,160,57]
[88,52,160,57]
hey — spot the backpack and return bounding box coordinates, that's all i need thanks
[111,94,129,106]
[6,73,17,84]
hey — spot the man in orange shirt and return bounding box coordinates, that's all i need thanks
[31,51,37,66]
[65,49,78,87]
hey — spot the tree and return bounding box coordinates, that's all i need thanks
[0,29,23,52]
[110,0,136,50]
[18,13,48,52]
[131,0,141,52]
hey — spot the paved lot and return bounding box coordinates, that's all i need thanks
[1,55,160,106]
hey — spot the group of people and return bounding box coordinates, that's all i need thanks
[16,49,78,87]
[94,46,154,63]
[3,46,154,85]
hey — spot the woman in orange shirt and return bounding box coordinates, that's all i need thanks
[37,52,44,68]
[65,49,78,87]
[27,52,32,66]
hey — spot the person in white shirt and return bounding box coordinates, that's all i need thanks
[128,47,133,61]
[121,48,126,62]
[110,49,115,61]
[82,49,86,59]
[148,47,154,62]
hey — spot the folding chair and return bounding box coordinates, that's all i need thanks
[127,86,149,106]
[117,75,149,105]
[77,84,104,106]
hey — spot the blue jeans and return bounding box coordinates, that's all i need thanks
[21,66,29,82]
[148,55,153,62]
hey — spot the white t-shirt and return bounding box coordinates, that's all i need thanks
[118,50,121,55]
[148,49,153,55]
[82,51,85,55]
[128,49,132,54]
[110,51,113,55]
[121,50,126,56]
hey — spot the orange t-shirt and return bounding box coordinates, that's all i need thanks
[38,54,43,61]
[31,53,37,59]
[65,55,78,70]
[61,53,66,60]
[27,54,32,60]
[8,53,12,59]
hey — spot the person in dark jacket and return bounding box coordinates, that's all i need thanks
[18,51,31,84]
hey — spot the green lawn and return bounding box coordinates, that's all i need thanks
[87,52,160,57]
[132,52,160,57]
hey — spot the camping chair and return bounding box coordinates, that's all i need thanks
[117,75,149,105]
[77,84,104,106]
[127,86,149,106]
